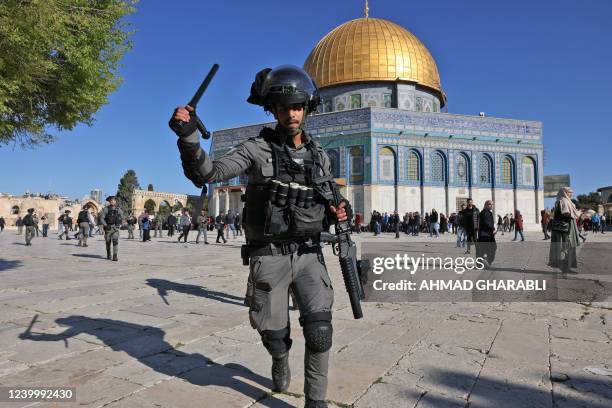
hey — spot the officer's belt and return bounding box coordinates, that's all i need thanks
[248,241,319,257]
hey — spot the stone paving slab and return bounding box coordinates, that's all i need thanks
[0,230,610,407]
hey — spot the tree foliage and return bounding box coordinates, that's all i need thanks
[116,169,140,213]
[0,0,137,147]
[576,192,602,211]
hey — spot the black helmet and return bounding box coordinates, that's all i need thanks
[247,65,320,113]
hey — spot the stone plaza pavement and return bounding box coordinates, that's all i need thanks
[0,228,611,408]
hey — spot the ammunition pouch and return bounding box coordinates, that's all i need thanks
[289,203,326,238]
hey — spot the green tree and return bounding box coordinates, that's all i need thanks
[147,183,154,191]
[0,0,137,147]
[116,169,140,213]
[576,193,602,211]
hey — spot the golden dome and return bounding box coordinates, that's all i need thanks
[304,17,445,105]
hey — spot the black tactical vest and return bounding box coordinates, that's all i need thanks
[78,210,89,223]
[105,208,119,226]
[244,128,327,244]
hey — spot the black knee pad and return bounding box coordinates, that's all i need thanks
[301,311,333,353]
[261,327,292,358]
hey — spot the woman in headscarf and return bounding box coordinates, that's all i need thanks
[548,187,581,272]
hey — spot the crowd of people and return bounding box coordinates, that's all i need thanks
[2,188,608,272]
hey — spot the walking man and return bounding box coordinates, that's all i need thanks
[512,210,525,241]
[142,211,151,242]
[177,209,191,243]
[196,209,209,244]
[476,200,497,268]
[58,210,72,240]
[215,210,227,243]
[16,216,23,235]
[170,65,350,407]
[100,196,123,261]
[462,198,479,254]
[22,208,36,246]
[225,210,237,239]
[76,205,92,247]
[167,212,177,237]
[41,215,49,237]
[154,214,163,237]
[126,212,137,239]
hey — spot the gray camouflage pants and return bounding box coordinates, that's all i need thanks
[104,227,120,257]
[246,248,334,401]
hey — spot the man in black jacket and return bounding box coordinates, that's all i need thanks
[477,200,497,267]
[461,198,479,254]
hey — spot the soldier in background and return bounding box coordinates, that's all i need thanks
[76,205,92,247]
[195,209,209,244]
[126,212,137,239]
[58,210,72,240]
[22,208,36,246]
[100,196,123,261]
[154,214,163,237]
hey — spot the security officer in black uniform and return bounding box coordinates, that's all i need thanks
[169,65,349,408]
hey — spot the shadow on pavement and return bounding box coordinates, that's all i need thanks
[18,315,291,408]
[0,258,23,271]
[146,278,245,307]
[405,369,612,408]
[72,254,107,259]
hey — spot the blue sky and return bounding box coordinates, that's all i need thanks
[2,0,610,199]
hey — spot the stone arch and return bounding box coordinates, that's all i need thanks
[131,189,188,216]
[158,200,172,217]
[144,199,156,213]
[83,201,99,214]
[11,205,20,215]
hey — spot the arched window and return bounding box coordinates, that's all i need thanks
[11,205,19,215]
[431,151,446,182]
[326,149,340,178]
[480,155,492,184]
[379,147,395,182]
[456,154,468,183]
[407,151,420,181]
[522,157,535,186]
[502,156,514,184]
[349,146,364,182]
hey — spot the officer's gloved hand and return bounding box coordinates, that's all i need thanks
[169,105,199,139]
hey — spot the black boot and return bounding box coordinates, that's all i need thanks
[305,398,328,408]
[106,246,111,260]
[271,353,290,392]
[112,254,118,262]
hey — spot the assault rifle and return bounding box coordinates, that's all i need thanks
[317,179,369,319]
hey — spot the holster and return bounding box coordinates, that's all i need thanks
[241,244,250,266]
